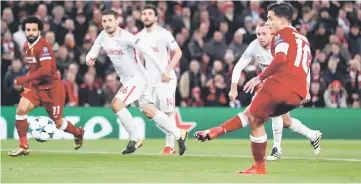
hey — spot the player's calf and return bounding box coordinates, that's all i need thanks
[56,119,84,150]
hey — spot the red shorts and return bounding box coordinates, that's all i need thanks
[249,78,303,122]
[21,81,65,121]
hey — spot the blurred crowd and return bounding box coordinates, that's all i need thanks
[1,1,361,108]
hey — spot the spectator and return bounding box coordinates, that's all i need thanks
[347,24,361,56]
[84,25,99,43]
[181,7,192,30]
[228,28,248,61]
[45,31,60,52]
[208,60,226,80]
[323,56,346,87]
[187,30,204,60]
[2,59,26,106]
[304,82,325,108]
[74,12,89,46]
[91,9,103,30]
[323,35,350,62]
[219,21,232,44]
[179,60,206,103]
[324,80,347,108]
[64,33,81,61]
[64,70,79,107]
[56,46,73,73]
[345,59,361,106]
[199,22,211,43]
[186,87,204,107]
[205,74,229,106]
[308,23,330,53]
[313,50,328,71]
[2,31,22,79]
[51,5,67,45]
[103,74,121,107]
[35,4,50,23]
[241,16,256,44]
[79,72,105,107]
[338,9,350,34]
[125,16,139,35]
[204,31,227,61]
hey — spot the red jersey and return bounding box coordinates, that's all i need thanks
[269,26,311,98]
[22,37,60,90]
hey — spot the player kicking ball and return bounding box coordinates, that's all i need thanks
[9,16,84,157]
[137,5,183,155]
[228,23,321,161]
[195,2,316,174]
[86,10,188,155]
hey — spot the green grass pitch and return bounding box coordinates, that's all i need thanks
[1,139,361,183]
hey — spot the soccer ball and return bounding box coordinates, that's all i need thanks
[29,116,56,142]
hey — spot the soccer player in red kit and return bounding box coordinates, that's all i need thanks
[195,2,311,174]
[8,16,84,157]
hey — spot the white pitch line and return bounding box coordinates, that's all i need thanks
[2,149,361,162]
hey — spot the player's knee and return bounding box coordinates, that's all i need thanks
[142,104,157,119]
[54,119,63,129]
[282,115,292,128]
[111,98,126,113]
[16,105,29,116]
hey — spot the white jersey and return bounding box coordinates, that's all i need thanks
[86,29,166,83]
[137,26,179,87]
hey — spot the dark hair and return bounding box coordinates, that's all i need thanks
[142,4,158,17]
[21,16,43,31]
[267,2,294,22]
[102,9,118,19]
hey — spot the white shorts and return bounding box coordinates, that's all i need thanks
[151,78,177,113]
[115,75,153,110]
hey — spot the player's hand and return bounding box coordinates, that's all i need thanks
[86,57,96,66]
[229,84,238,101]
[243,76,262,93]
[301,92,311,104]
[161,72,171,83]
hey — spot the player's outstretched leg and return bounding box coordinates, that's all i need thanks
[194,112,249,142]
[266,116,283,161]
[8,98,35,157]
[143,104,188,156]
[284,115,322,155]
[56,119,84,150]
[112,98,142,155]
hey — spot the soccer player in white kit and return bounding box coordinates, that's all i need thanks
[137,4,182,155]
[229,23,322,160]
[86,10,188,155]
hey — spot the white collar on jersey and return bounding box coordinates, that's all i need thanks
[27,36,41,49]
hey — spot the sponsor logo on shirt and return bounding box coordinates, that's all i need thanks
[274,34,284,46]
[104,49,125,56]
[42,46,50,57]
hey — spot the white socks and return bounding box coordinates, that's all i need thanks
[116,108,138,141]
[271,116,283,149]
[289,118,317,141]
[165,113,176,148]
[153,110,181,140]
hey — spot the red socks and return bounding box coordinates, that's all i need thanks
[250,135,267,168]
[64,121,81,137]
[15,115,28,149]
